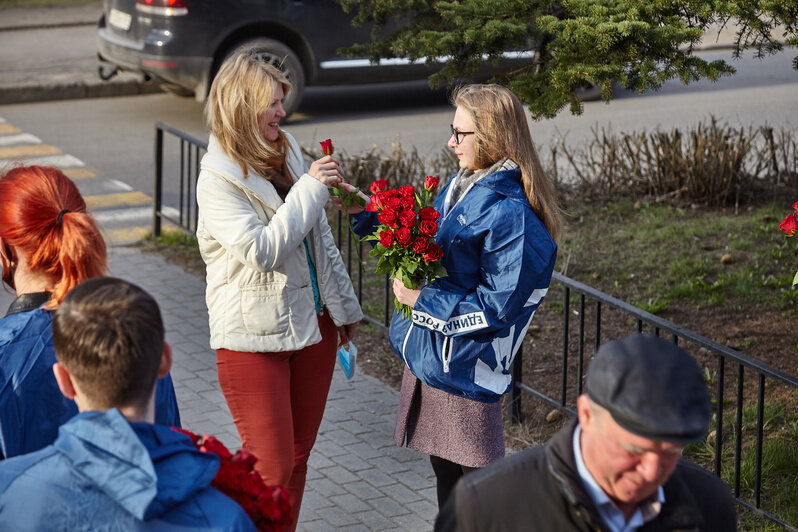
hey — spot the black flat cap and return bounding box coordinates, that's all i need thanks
[585,334,712,444]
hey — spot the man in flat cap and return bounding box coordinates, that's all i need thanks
[435,333,736,531]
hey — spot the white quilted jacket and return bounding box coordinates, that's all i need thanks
[196,131,363,353]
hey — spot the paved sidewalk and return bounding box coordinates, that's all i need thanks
[106,245,438,531]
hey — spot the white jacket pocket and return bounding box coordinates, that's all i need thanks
[240,283,292,336]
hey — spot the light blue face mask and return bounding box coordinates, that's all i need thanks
[336,341,357,380]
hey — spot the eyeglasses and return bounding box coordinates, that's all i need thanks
[450,124,474,145]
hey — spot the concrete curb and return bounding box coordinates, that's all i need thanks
[0,78,163,106]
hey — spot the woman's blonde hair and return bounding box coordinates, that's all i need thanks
[205,46,293,179]
[452,84,562,243]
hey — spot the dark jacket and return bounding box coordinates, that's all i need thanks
[0,409,255,531]
[436,421,737,532]
[0,301,181,459]
[353,168,556,402]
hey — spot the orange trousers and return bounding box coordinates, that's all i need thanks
[216,312,337,530]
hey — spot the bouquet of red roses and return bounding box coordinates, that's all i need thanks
[364,176,447,319]
[778,200,798,287]
[173,428,292,531]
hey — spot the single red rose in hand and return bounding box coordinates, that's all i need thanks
[395,227,412,247]
[399,210,417,228]
[780,212,798,236]
[419,207,440,221]
[419,219,438,237]
[378,209,399,228]
[379,230,394,248]
[370,179,389,194]
[412,237,429,254]
[400,195,415,210]
[423,242,443,263]
[320,139,333,156]
[425,176,440,191]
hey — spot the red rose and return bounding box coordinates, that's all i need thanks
[399,210,417,228]
[395,227,412,247]
[320,139,333,156]
[370,179,389,194]
[399,185,415,197]
[379,230,394,248]
[378,209,399,228]
[200,435,233,460]
[418,219,438,237]
[419,207,440,221]
[423,242,443,263]
[385,196,402,210]
[412,237,429,254]
[425,176,440,191]
[232,446,258,470]
[366,192,385,212]
[400,195,416,210]
[172,427,201,445]
[780,212,798,236]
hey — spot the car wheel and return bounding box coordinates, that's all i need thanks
[231,38,306,118]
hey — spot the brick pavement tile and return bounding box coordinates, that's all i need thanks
[378,482,424,505]
[297,519,332,532]
[329,492,373,513]
[315,506,361,528]
[392,511,435,531]
[316,464,359,485]
[307,452,335,470]
[369,496,412,518]
[371,456,411,475]
[342,480,385,501]
[195,368,219,384]
[345,442,385,460]
[299,489,335,510]
[332,420,375,436]
[393,470,436,491]
[359,468,397,488]
[312,439,351,459]
[307,477,344,498]
[320,428,363,447]
[418,486,437,504]
[349,510,400,531]
[330,451,371,472]
[406,498,439,523]
[179,377,216,393]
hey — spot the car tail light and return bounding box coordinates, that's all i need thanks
[135,0,188,16]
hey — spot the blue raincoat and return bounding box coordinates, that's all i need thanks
[353,167,556,402]
[0,304,181,459]
[0,409,255,531]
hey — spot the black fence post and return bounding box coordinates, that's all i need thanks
[509,346,523,423]
[153,124,164,237]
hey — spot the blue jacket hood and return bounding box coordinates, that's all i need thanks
[54,409,219,520]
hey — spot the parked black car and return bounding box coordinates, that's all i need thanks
[96,0,535,117]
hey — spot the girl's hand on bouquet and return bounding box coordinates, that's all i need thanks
[331,182,369,214]
[393,278,421,308]
[308,155,342,188]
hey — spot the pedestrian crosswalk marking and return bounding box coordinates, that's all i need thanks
[0,124,21,135]
[0,153,84,168]
[0,133,41,147]
[0,144,60,159]
[94,205,179,224]
[85,191,152,209]
[63,168,96,180]
[101,226,151,245]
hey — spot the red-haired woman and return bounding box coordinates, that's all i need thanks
[0,165,181,460]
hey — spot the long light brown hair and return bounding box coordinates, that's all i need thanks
[205,46,293,180]
[452,84,563,243]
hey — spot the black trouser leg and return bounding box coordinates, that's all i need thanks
[430,455,477,508]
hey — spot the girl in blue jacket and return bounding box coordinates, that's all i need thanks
[349,84,562,507]
[0,165,180,460]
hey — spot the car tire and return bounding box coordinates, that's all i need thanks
[229,38,306,118]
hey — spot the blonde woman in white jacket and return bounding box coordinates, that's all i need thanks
[196,47,363,530]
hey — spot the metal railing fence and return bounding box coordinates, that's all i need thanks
[154,124,797,531]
